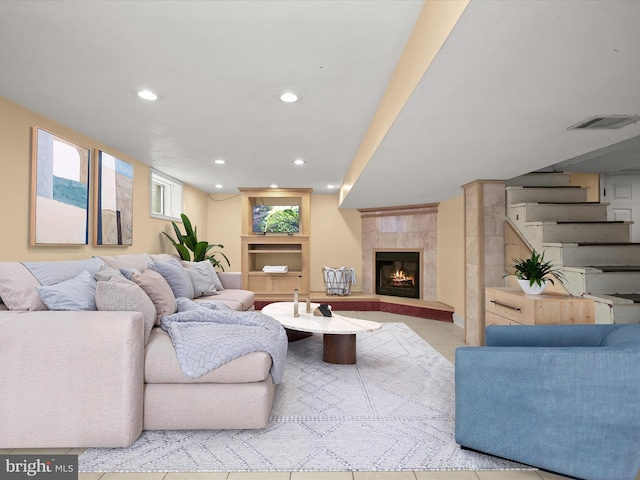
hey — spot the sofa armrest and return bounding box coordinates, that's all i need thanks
[217,271,243,290]
[455,345,640,480]
[484,324,615,347]
[0,311,145,447]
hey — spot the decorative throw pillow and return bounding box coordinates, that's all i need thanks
[95,276,156,345]
[131,269,177,324]
[94,265,125,282]
[182,260,224,291]
[181,260,218,297]
[120,268,141,280]
[0,262,47,311]
[36,270,97,311]
[149,258,194,299]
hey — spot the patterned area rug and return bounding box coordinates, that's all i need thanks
[80,323,526,472]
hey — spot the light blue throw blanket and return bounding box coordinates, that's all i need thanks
[161,298,288,384]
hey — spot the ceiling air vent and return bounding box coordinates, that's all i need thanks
[568,114,640,130]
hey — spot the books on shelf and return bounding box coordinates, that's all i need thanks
[262,265,288,273]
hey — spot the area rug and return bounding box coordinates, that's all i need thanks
[79,322,527,472]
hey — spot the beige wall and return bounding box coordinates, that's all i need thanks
[570,172,600,202]
[0,96,208,262]
[310,194,362,293]
[436,195,465,319]
[207,193,243,272]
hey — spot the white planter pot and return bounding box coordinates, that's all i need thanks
[517,278,548,295]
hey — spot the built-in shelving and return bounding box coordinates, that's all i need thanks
[239,188,311,296]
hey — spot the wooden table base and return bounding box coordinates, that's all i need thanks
[323,334,356,364]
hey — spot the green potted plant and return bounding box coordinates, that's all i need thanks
[162,213,230,271]
[505,248,566,295]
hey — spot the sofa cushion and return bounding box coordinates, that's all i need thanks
[200,288,255,311]
[144,328,271,384]
[98,253,153,273]
[23,257,106,286]
[131,269,177,324]
[0,262,46,311]
[149,258,194,299]
[95,276,156,345]
[181,260,218,298]
[36,270,97,311]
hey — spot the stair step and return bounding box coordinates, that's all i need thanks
[509,203,608,223]
[591,294,640,324]
[526,221,631,244]
[589,266,640,272]
[506,172,572,187]
[611,293,640,303]
[507,187,588,204]
[561,268,640,296]
[543,243,640,267]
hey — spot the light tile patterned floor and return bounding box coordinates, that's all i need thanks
[5,312,573,480]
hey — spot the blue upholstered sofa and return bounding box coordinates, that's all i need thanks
[455,324,640,480]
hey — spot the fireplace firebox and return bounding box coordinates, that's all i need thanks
[375,251,420,299]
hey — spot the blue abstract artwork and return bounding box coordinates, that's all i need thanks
[31,127,90,245]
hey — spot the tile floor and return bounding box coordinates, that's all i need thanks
[1,311,573,480]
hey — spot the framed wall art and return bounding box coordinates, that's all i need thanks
[95,150,134,246]
[31,127,91,245]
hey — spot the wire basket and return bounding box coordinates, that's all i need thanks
[322,267,354,296]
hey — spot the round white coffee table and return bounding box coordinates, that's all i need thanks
[261,301,382,364]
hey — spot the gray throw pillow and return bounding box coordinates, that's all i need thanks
[95,276,156,345]
[182,260,218,297]
[182,260,224,291]
[36,270,97,311]
[149,258,194,299]
[94,265,125,282]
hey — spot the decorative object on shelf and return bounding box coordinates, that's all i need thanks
[505,248,566,295]
[262,265,288,273]
[31,127,91,245]
[162,213,230,270]
[95,150,133,246]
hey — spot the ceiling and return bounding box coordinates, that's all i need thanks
[1,0,640,209]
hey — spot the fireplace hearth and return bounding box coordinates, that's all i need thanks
[375,251,420,299]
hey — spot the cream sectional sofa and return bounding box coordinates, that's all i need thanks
[0,253,280,448]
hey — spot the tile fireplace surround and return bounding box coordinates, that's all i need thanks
[360,204,437,301]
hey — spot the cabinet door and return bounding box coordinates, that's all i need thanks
[248,273,303,293]
[485,311,522,327]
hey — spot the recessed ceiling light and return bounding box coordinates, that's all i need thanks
[214,159,226,165]
[280,92,299,103]
[215,184,223,189]
[270,184,278,188]
[293,159,305,165]
[137,90,158,101]
[327,184,336,189]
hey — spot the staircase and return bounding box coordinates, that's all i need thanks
[506,172,640,324]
